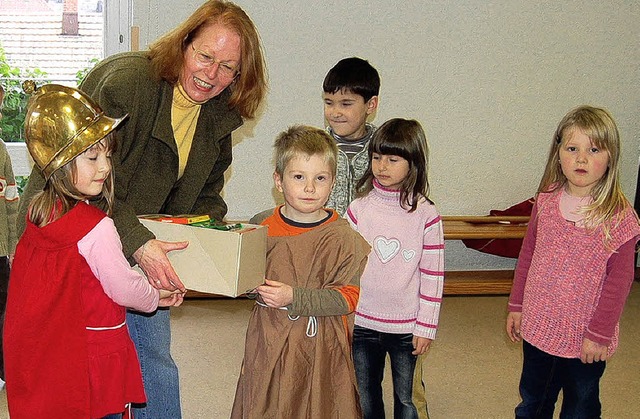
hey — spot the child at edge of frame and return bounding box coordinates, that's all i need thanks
[0,83,20,391]
[3,83,183,419]
[506,105,640,418]
[346,118,445,419]
[231,125,371,418]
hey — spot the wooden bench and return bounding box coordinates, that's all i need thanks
[442,215,529,295]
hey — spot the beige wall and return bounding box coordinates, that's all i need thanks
[130,1,640,269]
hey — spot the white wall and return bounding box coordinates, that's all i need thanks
[126,1,640,269]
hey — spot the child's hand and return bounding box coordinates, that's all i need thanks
[158,289,185,307]
[412,336,432,355]
[256,279,293,308]
[506,312,523,342]
[581,337,608,364]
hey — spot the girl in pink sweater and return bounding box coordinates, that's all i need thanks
[506,105,640,418]
[346,118,444,418]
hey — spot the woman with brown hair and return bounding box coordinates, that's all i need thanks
[18,1,267,417]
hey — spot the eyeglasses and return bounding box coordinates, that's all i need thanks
[191,44,240,80]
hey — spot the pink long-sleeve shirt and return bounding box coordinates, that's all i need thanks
[346,181,444,340]
[78,217,159,313]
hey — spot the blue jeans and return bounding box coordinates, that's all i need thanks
[127,308,182,419]
[353,325,419,419]
[516,340,605,419]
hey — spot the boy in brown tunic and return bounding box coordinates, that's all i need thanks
[232,125,370,418]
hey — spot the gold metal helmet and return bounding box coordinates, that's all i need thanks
[23,82,126,180]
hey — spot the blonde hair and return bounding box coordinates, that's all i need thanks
[29,135,115,227]
[356,118,431,212]
[147,0,267,119]
[538,105,633,240]
[274,125,337,178]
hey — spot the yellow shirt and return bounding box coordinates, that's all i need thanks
[171,84,203,178]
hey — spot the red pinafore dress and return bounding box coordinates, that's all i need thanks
[4,202,146,418]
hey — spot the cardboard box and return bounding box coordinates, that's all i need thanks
[139,219,267,297]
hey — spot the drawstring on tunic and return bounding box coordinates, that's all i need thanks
[255,300,318,337]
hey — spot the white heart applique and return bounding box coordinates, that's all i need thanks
[374,236,400,263]
[402,249,416,262]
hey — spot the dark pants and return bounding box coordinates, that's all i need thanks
[515,340,605,419]
[353,325,418,419]
[0,256,9,381]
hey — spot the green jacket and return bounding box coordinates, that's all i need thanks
[18,52,243,258]
[0,140,19,256]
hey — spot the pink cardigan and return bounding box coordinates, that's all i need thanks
[509,189,640,358]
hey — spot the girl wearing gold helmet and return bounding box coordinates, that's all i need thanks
[4,84,183,419]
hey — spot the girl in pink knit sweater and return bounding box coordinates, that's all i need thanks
[506,106,640,418]
[346,118,444,418]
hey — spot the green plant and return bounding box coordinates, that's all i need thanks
[0,43,49,142]
[15,175,29,196]
[1,43,100,143]
[76,57,100,85]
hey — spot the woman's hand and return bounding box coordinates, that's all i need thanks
[506,312,523,342]
[256,279,293,308]
[412,336,432,355]
[133,239,188,292]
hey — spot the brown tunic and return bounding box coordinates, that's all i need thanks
[232,214,370,418]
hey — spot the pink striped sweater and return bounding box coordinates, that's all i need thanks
[509,189,640,358]
[346,181,444,339]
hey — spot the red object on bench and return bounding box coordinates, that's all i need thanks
[461,198,534,258]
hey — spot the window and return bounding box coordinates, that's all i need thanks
[1,0,105,88]
[0,0,128,177]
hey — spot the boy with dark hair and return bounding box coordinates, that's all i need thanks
[249,57,380,224]
[322,57,380,216]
